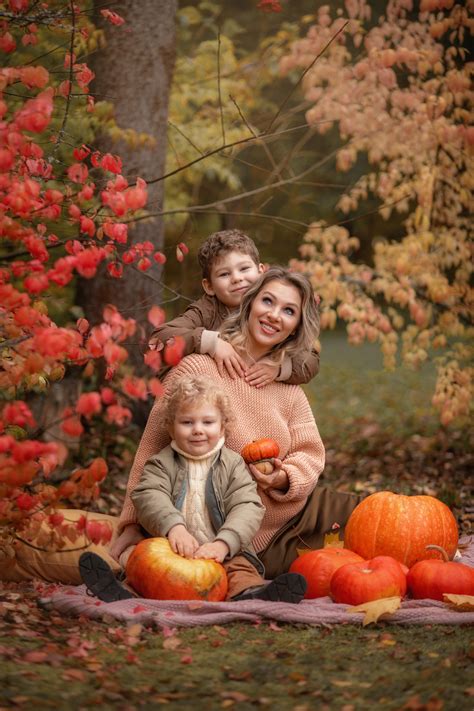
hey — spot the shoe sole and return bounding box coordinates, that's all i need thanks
[79,552,134,603]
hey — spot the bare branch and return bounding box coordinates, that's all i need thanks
[168,121,204,156]
[145,121,327,184]
[217,30,226,146]
[52,0,76,156]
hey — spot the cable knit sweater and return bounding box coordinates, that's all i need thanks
[120,354,325,553]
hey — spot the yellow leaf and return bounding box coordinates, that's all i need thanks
[323,530,344,549]
[349,596,402,626]
[296,547,314,557]
[443,594,474,611]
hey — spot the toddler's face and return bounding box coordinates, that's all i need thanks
[202,250,264,309]
[169,401,224,456]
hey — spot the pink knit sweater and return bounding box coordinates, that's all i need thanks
[119,355,325,553]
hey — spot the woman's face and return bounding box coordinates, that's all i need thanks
[247,279,302,358]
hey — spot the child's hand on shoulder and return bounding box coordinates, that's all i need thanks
[168,524,199,558]
[245,362,279,388]
[214,339,246,379]
[194,540,229,563]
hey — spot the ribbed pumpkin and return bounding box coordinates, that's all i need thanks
[241,438,280,475]
[344,492,459,568]
[289,548,365,598]
[126,537,228,601]
[407,546,474,600]
[330,555,407,605]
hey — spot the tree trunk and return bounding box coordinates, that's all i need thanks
[77,0,177,372]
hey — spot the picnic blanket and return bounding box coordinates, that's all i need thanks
[39,537,474,627]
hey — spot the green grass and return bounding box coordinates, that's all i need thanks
[304,332,438,440]
[1,623,473,710]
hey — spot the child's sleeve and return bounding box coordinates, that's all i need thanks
[215,458,266,557]
[131,457,185,537]
[277,347,320,385]
[149,297,215,356]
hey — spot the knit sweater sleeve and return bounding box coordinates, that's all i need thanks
[266,387,325,504]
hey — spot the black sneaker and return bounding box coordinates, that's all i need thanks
[79,552,135,603]
[232,572,307,604]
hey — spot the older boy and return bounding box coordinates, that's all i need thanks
[151,229,320,387]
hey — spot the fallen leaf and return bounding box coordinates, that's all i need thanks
[180,654,193,664]
[163,636,181,650]
[221,691,250,702]
[323,529,344,549]
[296,547,313,557]
[62,669,87,682]
[349,596,401,626]
[132,604,147,614]
[443,594,474,610]
[23,651,49,663]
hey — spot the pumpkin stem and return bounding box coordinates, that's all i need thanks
[425,544,450,562]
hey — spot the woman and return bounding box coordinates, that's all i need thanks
[109,267,359,578]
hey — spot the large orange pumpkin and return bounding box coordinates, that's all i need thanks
[126,537,228,601]
[344,492,459,568]
[289,548,365,598]
[241,438,280,475]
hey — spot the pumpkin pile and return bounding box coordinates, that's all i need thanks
[241,437,280,475]
[290,491,474,604]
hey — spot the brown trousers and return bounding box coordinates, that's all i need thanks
[259,485,362,578]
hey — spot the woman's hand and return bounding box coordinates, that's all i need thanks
[244,362,279,388]
[109,523,144,562]
[168,524,199,558]
[249,458,289,492]
[194,540,229,562]
[213,340,246,379]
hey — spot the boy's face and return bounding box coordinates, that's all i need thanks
[169,402,224,457]
[202,250,264,309]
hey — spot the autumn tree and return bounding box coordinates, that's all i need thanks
[77,0,177,371]
[0,0,183,549]
[280,0,472,427]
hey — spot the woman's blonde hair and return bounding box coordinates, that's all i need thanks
[163,375,235,437]
[220,266,320,370]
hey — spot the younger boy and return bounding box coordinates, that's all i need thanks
[79,376,307,603]
[150,229,320,386]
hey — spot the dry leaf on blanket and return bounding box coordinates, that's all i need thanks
[443,594,474,610]
[348,596,402,626]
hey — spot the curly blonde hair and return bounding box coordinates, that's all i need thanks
[220,266,320,372]
[163,375,235,437]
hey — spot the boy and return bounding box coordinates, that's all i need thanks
[150,229,320,387]
[79,376,307,603]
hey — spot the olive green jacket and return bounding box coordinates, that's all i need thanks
[131,444,265,572]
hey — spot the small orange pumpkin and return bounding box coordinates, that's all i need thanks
[330,555,407,605]
[241,438,279,475]
[407,545,474,601]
